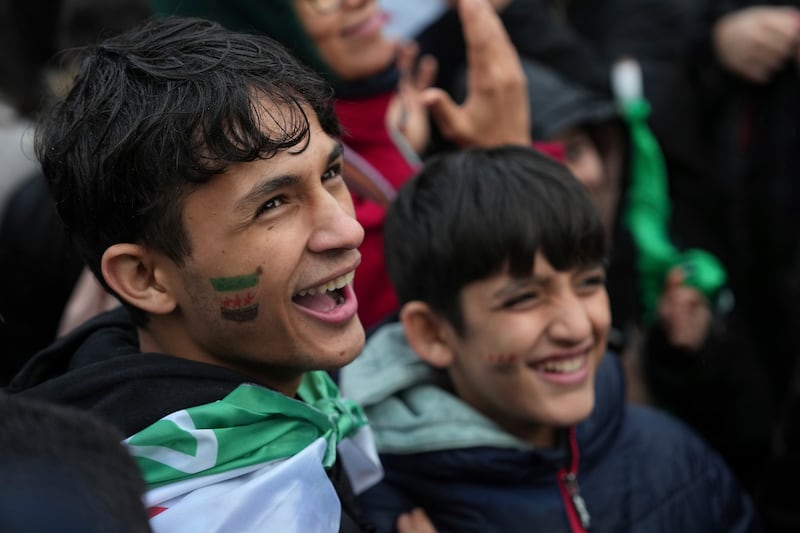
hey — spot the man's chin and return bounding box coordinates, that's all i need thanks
[310,322,366,373]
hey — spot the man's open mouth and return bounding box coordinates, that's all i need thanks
[292,271,355,313]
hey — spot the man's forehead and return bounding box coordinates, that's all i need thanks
[250,92,319,128]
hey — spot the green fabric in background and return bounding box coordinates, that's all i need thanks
[620,98,726,322]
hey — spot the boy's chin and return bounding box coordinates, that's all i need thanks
[549,394,596,428]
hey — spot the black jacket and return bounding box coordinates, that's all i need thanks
[6,307,375,533]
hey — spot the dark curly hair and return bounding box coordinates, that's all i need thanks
[35,16,340,323]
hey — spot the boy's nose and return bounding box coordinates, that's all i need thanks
[548,296,592,342]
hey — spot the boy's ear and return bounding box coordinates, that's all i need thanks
[400,301,455,368]
[101,243,177,316]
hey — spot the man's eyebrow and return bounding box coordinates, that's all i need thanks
[328,141,343,164]
[234,140,343,214]
[235,174,300,213]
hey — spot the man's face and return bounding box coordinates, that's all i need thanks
[293,0,397,81]
[159,106,365,394]
[442,252,610,446]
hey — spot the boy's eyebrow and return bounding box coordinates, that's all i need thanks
[492,261,606,299]
[493,277,540,299]
[577,261,607,273]
[235,141,343,213]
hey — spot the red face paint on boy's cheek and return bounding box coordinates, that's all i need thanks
[485,353,517,367]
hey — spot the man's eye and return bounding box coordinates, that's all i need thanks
[255,196,284,217]
[322,163,343,182]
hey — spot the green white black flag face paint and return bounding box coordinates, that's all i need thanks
[210,270,261,322]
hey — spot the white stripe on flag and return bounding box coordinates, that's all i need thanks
[148,437,340,533]
[127,410,219,474]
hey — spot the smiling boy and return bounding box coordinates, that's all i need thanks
[340,145,759,532]
[7,17,382,532]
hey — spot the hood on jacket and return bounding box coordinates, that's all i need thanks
[6,307,252,437]
[340,322,533,454]
[340,321,626,462]
[521,59,620,141]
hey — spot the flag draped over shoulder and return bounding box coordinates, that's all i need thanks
[124,370,373,532]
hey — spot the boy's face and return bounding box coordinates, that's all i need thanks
[443,252,609,446]
[293,0,397,81]
[157,103,365,395]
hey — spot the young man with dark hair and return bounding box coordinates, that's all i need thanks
[340,145,759,532]
[7,16,382,532]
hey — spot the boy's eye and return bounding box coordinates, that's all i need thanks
[502,291,539,309]
[577,273,606,291]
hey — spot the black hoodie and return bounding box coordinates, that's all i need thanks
[6,306,375,533]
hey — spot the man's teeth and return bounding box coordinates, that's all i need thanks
[296,271,355,297]
[536,356,584,373]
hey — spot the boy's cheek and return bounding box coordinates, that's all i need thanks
[485,352,518,369]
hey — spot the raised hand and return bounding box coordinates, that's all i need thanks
[421,0,531,147]
[657,268,712,352]
[387,41,438,155]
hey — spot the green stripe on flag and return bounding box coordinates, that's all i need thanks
[125,371,367,489]
[210,271,260,292]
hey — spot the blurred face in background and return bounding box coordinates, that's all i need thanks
[554,126,621,237]
[294,0,397,81]
[555,128,606,194]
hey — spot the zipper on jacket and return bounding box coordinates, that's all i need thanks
[556,428,591,532]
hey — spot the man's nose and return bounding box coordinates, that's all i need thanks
[307,192,365,253]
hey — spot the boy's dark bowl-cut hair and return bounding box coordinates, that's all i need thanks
[384,145,607,333]
[35,16,340,325]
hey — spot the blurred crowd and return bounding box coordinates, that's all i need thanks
[1,0,799,531]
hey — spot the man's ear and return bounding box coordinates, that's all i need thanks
[400,301,455,368]
[101,243,177,316]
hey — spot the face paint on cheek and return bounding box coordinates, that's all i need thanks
[485,352,518,371]
[210,268,262,322]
